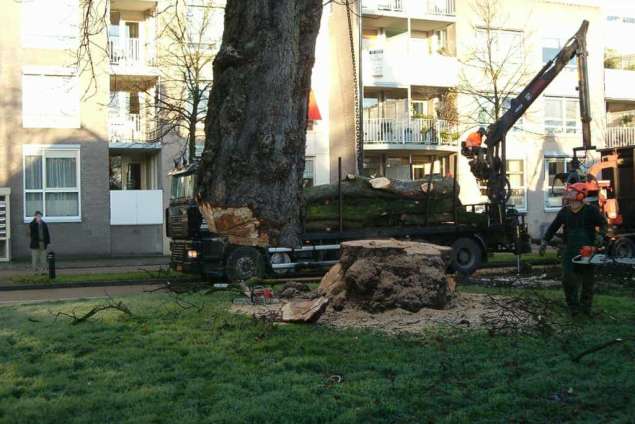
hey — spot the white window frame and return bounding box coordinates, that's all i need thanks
[23,145,82,223]
[21,0,79,49]
[506,159,527,212]
[544,97,579,135]
[22,66,80,129]
[544,156,568,212]
[186,0,221,48]
[303,157,315,187]
[542,37,576,69]
[475,28,524,66]
[476,95,524,130]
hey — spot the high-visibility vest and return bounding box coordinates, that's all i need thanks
[465,132,483,148]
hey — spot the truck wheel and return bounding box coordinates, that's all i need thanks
[225,247,265,282]
[611,237,635,258]
[451,238,483,275]
[270,253,291,275]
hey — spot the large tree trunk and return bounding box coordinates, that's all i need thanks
[197,0,323,247]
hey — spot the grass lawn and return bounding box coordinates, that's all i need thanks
[6,270,192,286]
[0,288,633,423]
[487,251,559,266]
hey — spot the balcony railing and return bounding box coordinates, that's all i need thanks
[109,114,154,143]
[363,0,456,17]
[109,37,154,67]
[425,0,455,16]
[362,0,404,13]
[606,127,635,148]
[364,118,459,146]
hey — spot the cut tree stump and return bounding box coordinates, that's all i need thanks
[318,239,455,312]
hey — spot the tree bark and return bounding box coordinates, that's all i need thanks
[197,0,323,247]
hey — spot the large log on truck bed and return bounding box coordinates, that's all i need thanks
[303,175,481,231]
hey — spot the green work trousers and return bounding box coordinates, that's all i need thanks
[562,264,594,315]
[561,227,595,315]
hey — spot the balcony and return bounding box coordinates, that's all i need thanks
[364,118,459,149]
[362,0,455,16]
[109,114,156,144]
[606,127,635,149]
[110,190,163,225]
[363,43,458,88]
[108,37,158,76]
[362,0,405,15]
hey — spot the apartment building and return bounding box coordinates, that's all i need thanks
[330,0,621,239]
[0,0,332,261]
[0,0,217,260]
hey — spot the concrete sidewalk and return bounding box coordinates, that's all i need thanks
[0,284,163,305]
[0,256,170,281]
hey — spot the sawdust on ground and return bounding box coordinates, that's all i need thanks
[231,292,504,334]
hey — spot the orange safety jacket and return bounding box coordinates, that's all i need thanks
[465,132,483,148]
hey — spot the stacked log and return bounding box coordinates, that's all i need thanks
[304,175,475,232]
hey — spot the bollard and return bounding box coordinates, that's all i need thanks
[47,251,56,280]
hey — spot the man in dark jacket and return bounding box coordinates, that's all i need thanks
[539,184,607,316]
[29,211,50,273]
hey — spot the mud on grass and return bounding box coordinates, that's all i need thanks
[1,289,634,423]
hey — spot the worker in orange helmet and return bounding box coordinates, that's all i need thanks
[466,127,486,149]
[463,127,486,155]
[539,182,607,316]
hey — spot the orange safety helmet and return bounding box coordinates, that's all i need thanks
[566,182,588,201]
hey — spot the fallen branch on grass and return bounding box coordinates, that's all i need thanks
[481,291,570,336]
[55,300,133,325]
[572,338,625,363]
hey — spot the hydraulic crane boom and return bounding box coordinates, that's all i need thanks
[471,20,592,204]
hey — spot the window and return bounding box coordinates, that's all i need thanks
[479,159,526,211]
[303,157,315,188]
[109,156,122,190]
[544,157,568,210]
[476,96,523,129]
[22,0,78,49]
[542,37,576,69]
[23,146,81,222]
[386,157,411,180]
[506,159,526,211]
[170,174,196,201]
[186,1,222,47]
[475,28,523,65]
[544,97,579,134]
[22,67,80,128]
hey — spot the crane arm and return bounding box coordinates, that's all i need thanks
[485,20,590,151]
[471,20,592,205]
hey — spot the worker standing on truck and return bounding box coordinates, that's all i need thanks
[539,183,607,316]
[463,127,486,157]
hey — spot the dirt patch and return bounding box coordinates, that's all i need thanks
[319,292,501,333]
[231,292,508,334]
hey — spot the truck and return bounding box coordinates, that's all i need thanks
[167,160,529,281]
[166,20,597,282]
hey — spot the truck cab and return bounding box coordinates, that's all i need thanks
[167,162,228,278]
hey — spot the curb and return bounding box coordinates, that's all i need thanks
[0,278,200,292]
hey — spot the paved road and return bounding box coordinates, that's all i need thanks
[0,284,162,305]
